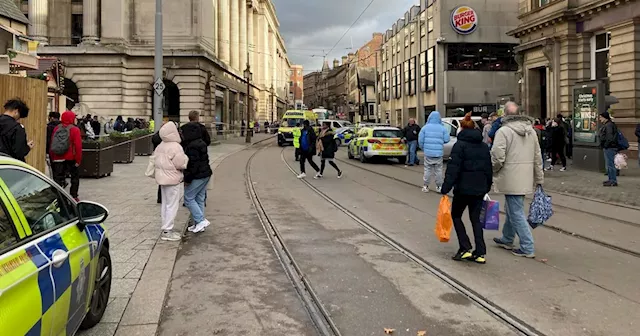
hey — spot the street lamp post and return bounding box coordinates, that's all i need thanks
[244,62,252,143]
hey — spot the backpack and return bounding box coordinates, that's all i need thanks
[617,130,629,150]
[51,125,71,155]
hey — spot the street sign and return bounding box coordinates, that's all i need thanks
[153,78,165,96]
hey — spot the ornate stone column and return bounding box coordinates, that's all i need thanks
[263,17,269,89]
[28,0,49,43]
[230,0,239,71]
[218,0,230,64]
[239,0,247,69]
[247,8,254,68]
[82,0,99,43]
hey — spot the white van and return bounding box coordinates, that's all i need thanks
[319,119,353,129]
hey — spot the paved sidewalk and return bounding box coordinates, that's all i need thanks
[77,134,272,336]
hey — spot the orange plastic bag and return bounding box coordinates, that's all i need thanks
[435,195,453,242]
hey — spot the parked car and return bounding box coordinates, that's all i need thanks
[347,126,407,163]
[333,127,355,146]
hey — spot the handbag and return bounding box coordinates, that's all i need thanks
[527,185,553,229]
[145,155,156,178]
[480,194,500,230]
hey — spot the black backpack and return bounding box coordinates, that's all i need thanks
[50,125,71,155]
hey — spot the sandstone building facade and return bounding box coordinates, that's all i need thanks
[19,0,290,128]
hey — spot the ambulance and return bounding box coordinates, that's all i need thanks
[277,110,319,146]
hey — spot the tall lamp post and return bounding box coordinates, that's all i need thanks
[244,63,252,143]
[269,85,275,123]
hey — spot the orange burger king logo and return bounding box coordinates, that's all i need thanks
[451,6,478,35]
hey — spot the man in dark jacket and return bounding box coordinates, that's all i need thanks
[599,112,619,186]
[0,98,32,162]
[402,118,421,166]
[46,112,61,154]
[297,120,320,178]
[181,111,213,233]
[315,121,343,179]
[441,113,492,264]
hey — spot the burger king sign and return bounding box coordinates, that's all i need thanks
[451,6,478,35]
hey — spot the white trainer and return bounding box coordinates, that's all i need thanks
[314,173,323,179]
[160,231,181,241]
[421,186,429,193]
[190,221,207,233]
[297,172,306,179]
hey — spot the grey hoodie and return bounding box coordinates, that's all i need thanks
[490,115,544,195]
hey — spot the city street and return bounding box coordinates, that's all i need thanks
[81,138,640,336]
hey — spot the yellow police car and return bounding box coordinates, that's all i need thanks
[347,126,407,164]
[0,155,112,335]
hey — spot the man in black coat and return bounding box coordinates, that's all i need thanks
[0,99,33,162]
[599,112,619,186]
[402,118,421,166]
[441,114,492,264]
[297,120,320,178]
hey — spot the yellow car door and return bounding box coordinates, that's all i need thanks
[0,167,93,336]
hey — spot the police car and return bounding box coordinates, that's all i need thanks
[0,155,112,335]
[347,126,407,163]
[333,127,355,147]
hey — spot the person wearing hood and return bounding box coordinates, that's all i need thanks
[441,113,492,264]
[315,121,343,179]
[297,120,321,178]
[154,121,189,241]
[114,116,125,132]
[181,111,213,233]
[0,98,33,162]
[490,102,544,258]
[50,111,83,201]
[418,111,450,193]
[46,112,61,154]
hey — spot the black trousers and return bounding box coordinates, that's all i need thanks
[320,159,340,174]
[52,160,80,198]
[551,146,566,167]
[157,185,162,203]
[294,148,300,161]
[299,151,319,174]
[451,194,486,256]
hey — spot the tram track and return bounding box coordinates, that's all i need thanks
[279,148,545,336]
[246,143,341,336]
[333,155,640,259]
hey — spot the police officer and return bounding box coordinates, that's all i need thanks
[292,122,301,161]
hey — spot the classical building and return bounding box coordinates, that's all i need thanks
[509,0,640,153]
[289,64,303,109]
[18,0,290,129]
[379,0,520,126]
[347,33,383,121]
[325,58,349,117]
[0,0,37,75]
[303,70,322,109]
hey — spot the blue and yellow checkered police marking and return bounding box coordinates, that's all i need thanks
[0,223,105,336]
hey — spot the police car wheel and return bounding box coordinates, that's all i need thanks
[359,149,368,163]
[80,246,112,329]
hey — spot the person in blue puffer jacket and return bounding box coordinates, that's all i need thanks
[418,111,450,193]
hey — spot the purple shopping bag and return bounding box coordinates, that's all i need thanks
[480,195,500,230]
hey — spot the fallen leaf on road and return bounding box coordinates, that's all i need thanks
[417,331,427,336]
[384,328,395,334]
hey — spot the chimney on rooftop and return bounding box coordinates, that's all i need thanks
[333,59,339,68]
[341,56,348,65]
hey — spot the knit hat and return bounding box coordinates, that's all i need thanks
[600,111,611,120]
[460,112,476,129]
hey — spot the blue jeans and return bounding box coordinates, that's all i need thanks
[407,140,418,164]
[501,195,534,254]
[603,148,617,183]
[184,177,210,224]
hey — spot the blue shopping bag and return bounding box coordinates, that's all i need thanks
[480,195,500,230]
[527,185,553,229]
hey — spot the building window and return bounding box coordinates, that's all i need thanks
[420,13,426,37]
[404,34,409,47]
[396,39,400,53]
[394,65,402,99]
[410,24,416,44]
[591,32,611,80]
[447,43,518,71]
[534,0,550,9]
[404,61,410,95]
[420,52,426,92]
[427,48,435,91]
[427,7,434,32]
[71,14,83,45]
[409,57,416,95]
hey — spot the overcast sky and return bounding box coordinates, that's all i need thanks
[272,0,416,73]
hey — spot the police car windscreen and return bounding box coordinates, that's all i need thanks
[373,130,403,138]
[285,118,304,127]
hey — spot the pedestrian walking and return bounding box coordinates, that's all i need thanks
[315,121,343,179]
[297,120,320,179]
[0,98,33,162]
[181,111,213,234]
[418,111,450,193]
[154,122,189,241]
[491,102,544,258]
[440,113,492,264]
[545,118,568,171]
[482,112,496,146]
[46,112,61,154]
[402,118,421,166]
[599,112,620,187]
[50,111,83,201]
[292,122,301,161]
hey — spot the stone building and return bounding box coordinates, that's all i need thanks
[509,0,640,153]
[346,33,383,121]
[325,58,349,117]
[379,0,520,126]
[289,64,303,109]
[303,70,322,109]
[19,0,290,128]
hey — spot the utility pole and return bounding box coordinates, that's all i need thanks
[244,52,252,143]
[374,49,380,123]
[416,16,424,125]
[152,0,163,132]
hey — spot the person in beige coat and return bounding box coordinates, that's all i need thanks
[490,102,544,258]
[154,122,189,241]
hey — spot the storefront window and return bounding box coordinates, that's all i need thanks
[427,47,435,91]
[591,32,611,80]
[447,43,518,71]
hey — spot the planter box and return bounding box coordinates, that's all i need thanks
[134,134,154,156]
[112,138,136,163]
[79,142,115,178]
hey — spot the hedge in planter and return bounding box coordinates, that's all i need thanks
[79,138,115,178]
[109,132,136,163]
[132,129,154,156]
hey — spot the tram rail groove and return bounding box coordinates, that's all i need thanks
[281,148,544,336]
[333,156,640,259]
[247,144,341,336]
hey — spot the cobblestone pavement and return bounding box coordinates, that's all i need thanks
[76,134,272,336]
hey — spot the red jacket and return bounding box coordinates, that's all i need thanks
[49,111,83,165]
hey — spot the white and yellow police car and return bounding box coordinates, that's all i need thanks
[347,126,407,164]
[0,154,112,335]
